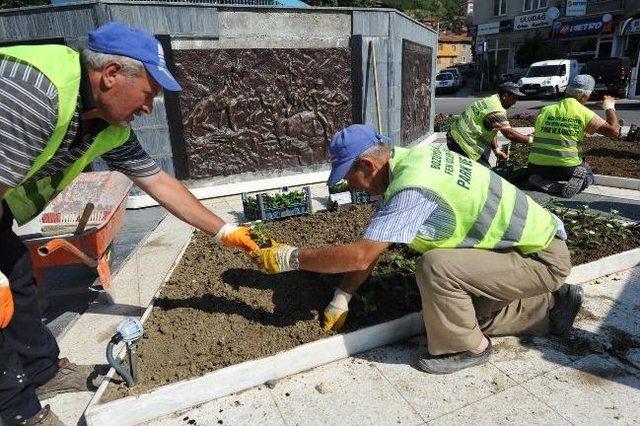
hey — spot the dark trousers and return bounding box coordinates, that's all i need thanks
[0,201,59,423]
[528,162,594,193]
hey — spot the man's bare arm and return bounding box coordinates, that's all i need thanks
[130,170,226,235]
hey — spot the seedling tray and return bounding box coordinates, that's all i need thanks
[242,186,312,221]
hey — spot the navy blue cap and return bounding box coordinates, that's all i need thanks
[327,125,387,185]
[88,22,182,92]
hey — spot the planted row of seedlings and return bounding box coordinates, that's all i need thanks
[103,188,640,400]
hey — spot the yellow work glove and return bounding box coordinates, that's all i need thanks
[250,243,298,274]
[0,271,14,329]
[322,288,352,332]
[214,224,259,252]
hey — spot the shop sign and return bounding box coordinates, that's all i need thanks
[551,14,615,38]
[565,0,587,17]
[513,7,559,31]
[477,19,513,36]
[627,19,640,35]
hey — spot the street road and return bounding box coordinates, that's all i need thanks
[435,92,640,124]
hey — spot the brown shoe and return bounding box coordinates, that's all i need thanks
[36,358,103,400]
[18,405,64,426]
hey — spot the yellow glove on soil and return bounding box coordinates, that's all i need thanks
[322,288,352,332]
[0,271,14,329]
[250,243,298,274]
[215,224,259,252]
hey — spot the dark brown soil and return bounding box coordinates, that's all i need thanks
[582,136,640,179]
[569,225,640,266]
[103,204,639,401]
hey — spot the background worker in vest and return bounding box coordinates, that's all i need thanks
[527,75,621,198]
[447,82,533,167]
[250,124,584,375]
[0,23,258,425]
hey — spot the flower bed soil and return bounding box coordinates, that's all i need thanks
[103,204,640,402]
[497,136,639,180]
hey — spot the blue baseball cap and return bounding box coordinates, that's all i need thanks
[88,22,182,92]
[327,124,387,185]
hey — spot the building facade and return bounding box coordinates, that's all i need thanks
[437,31,473,70]
[470,0,640,75]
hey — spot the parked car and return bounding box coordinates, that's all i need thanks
[583,57,632,98]
[443,67,464,88]
[435,71,457,94]
[517,59,579,98]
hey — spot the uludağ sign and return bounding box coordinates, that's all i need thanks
[513,7,559,31]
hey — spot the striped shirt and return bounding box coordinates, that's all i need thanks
[0,54,160,189]
[364,188,567,245]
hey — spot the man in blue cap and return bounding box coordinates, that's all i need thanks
[527,75,621,198]
[251,124,583,376]
[0,23,258,424]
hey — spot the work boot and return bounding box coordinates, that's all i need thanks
[18,405,64,426]
[528,174,564,194]
[549,284,584,336]
[416,339,493,374]
[560,166,587,199]
[36,358,103,400]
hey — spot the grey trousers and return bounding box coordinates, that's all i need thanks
[415,238,572,355]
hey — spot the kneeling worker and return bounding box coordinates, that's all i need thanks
[447,82,533,167]
[527,75,621,198]
[251,124,583,374]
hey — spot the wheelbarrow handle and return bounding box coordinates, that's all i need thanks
[38,239,98,268]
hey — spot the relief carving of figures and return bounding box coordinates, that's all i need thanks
[174,48,352,178]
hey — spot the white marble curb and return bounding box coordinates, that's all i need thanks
[594,174,640,190]
[566,247,640,285]
[83,242,640,425]
[83,312,425,426]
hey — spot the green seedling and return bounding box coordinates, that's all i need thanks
[246,220,272,248]
[328,181,350,194]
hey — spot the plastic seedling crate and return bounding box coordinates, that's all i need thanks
[242,186,312,221]
[327,182,374,211]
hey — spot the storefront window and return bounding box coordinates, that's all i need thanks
[568,37,598,63]
[597,37,613,58]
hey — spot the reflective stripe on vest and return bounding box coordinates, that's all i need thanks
[384,146,557,255]
[450,94,505,161]
[528,97,593,167]
[0,45,132,225]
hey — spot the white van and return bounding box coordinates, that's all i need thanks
[517,59,579,98]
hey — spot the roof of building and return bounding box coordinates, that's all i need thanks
[438,31,471,43]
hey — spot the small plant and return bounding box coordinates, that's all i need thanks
[246,220,272,248]
[328,181,350,194]
[545,201,631,256]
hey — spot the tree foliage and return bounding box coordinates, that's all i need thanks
[0,0,47,10]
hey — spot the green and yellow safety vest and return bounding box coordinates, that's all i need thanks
[450,94,506,161]
[528,97,594,167]
[0,45,131,225]
[384,146,558,255]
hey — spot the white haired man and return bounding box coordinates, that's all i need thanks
[0,23,258,424]
[527,75,621,198]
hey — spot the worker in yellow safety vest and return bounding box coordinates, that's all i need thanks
[250,124,583,376]
[527,75,621,198]
[0,23,258,424]
[447,82,533,167]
